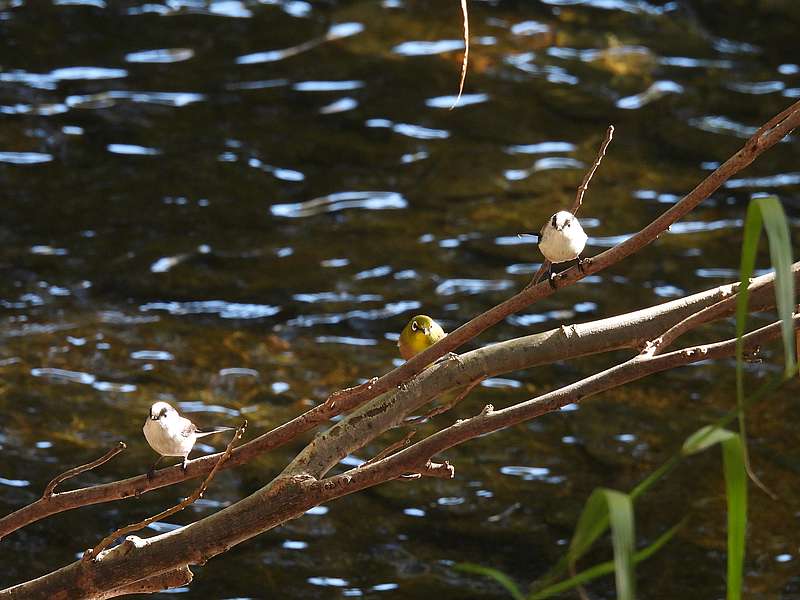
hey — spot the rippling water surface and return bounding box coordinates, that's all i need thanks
[1,1,799,597]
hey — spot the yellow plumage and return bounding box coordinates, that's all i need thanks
[398,315,446,361]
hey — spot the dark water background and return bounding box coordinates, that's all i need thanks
[1,0,800,598]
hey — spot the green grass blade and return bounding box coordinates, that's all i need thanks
[736,201,763,341]
[736,200,763,438]
[682,425,736,456]
[567,489,610,564]
[757,196,796,375]
[456,563,526,600]
[528,520,685,600]
[602,489,636,600]
[532,490,611,590]
[723,434,748,600]
[679,426,748,597]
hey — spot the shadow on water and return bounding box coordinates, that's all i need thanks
[0,0,799,597]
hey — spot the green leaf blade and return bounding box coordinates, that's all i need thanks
[682,425,736,456]
[723,434,748,600]
[567,489,611,565]
[601,489,636,600]
[456,563,526,600]
[757,196,797,376]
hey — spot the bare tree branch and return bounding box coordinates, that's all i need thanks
[0,267,793,539]
[43,442,126,498]
[531,124,613,287]
[343,316,798,489]
[84,422,246,561]
[450,0,469,109]
[404,375,486,424]
[360,429,417,468]
[288,267,797,482]
[645,274,777,355]
[1,99,798,600]
[316,99,800,416]
[99,566,192,599]
[571,125,614,215]
[4,317,791,599]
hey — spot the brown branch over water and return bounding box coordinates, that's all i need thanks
[43,442,126,498]
[0,266,795,539]
[323,99,800,413]
[3,316,793,600]
[571,125,614,215]
[84,422,246,561]
[341,316,798,490]
[0,100,798,599]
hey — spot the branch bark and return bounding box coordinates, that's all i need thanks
[312,99,800,416]
[0,266,793,539]
[340,316,798,490]
[3,315,793,600]
[1,99,798,599]
[43,443,126,498]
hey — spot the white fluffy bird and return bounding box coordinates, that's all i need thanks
[143,401,233,476]
[538,210,588,264]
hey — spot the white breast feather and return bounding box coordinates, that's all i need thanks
[539,219,587,263]
[143,418,195,457]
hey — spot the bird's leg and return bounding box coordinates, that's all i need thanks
[577,255,591,273]
[181,452,191,472]
[147,455,165,480]
[548,264,557,289]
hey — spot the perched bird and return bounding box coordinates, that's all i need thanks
[537,210,588,285]
[398,315,446,361]
[143,401,233,477]
[538,210,588,264]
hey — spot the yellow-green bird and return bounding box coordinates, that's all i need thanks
[398,315,446,361]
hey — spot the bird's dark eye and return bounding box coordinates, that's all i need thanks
[159,409,167,418]
[564,219,571,227]
[411,321,418,332]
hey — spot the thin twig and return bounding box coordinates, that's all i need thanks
[571,125,614,215]
[342,317,798,489]
[360,430,417,468]
[43,442,126,498]
[645,286,738,355]
[2,318,796,597]
[84,422,246,561]
[404,375,486,424]
[450,0,469,110]
[1,265,792,539]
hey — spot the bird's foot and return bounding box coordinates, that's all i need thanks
[434,352,460,365]
[181,458,189,472]
[577,256,591,274]
[548,270,558,289]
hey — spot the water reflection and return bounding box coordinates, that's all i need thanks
[236,22,363,64]
[125,48,195,63]
[1,0,799,598]
[271,191,407,218]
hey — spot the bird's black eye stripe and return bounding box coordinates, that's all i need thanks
[159,408,167,418]
[551,215,557,228]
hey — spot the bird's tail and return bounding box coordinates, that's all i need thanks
[195,426,236,438]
